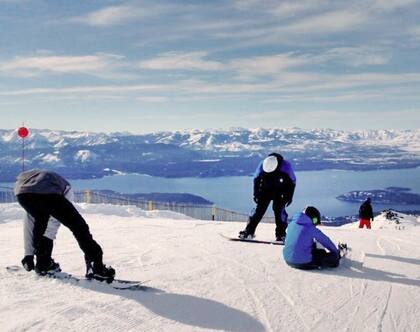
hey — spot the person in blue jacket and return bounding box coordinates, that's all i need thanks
[239,153,296,242]
[283,206,340,270]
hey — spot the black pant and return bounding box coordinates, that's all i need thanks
[17,193,103,269]
[245,196,288,238]
[288,248,340,270]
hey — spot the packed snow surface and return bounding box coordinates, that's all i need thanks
[1,203,420,332]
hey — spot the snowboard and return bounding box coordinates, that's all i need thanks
[219,233,284,245]
[6,265,146,290]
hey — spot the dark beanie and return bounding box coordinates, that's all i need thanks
[304,206,321,225]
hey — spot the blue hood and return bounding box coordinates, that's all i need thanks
[294,213,313,226]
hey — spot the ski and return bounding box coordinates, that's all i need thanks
[219,233,284,245]
[6,265,146,290]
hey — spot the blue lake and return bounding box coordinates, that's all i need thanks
[65,167,420,218]
[3,168,420,217]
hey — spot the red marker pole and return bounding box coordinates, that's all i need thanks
[17,126,29,172]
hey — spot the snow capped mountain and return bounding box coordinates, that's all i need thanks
[1,127,419,181]
[74,150,99,163]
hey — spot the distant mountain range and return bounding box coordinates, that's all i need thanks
[1,128,420,181]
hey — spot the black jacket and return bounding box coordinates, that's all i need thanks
[253,154,296,204]
[359,201,374,220]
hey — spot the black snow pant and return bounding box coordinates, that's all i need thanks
[245,196,288,239]
[17,193,103,270]
[287,248,340,270]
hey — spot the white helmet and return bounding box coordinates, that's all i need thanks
[262,156,278,173]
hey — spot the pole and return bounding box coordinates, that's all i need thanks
[22,137,25,172]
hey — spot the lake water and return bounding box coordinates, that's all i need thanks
[64,167,420,218]
[3,168,419,217]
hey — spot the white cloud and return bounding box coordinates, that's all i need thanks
[69,1,176,27]
[0,53,126,77]
[282,10,367,34]
[0,84,164,96]
[136,96,168,103]
[139,52,223,71]
[370,0,419,11]
[317,46,392,67]
[72,6,146,26]
[271,2,321,16]
[69,1,178,27]
[232,0,326,15]
[228,53,311,79]
[212,9,368,48]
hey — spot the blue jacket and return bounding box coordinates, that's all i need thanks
[283,212,339,264]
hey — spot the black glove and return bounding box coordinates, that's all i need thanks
[21,255,34,271]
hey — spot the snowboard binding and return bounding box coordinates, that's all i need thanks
[338,242,349,258]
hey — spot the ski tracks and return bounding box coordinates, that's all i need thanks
[344,281,368,332]
[214,248,313,332]
[377,285,394,332]
[201,248,275,332]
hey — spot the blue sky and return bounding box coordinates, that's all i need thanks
[1,0,420,133]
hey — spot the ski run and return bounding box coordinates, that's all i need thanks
[1,202,419,332]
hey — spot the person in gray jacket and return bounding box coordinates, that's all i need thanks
[21,190,73,272]
[15,169,115,281]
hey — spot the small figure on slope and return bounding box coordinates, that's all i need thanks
[15,169,115,281]
[359,197,374,229]
[283,206,343,270]
[239,153,296,242]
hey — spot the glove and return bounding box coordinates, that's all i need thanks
[21,255,34,272]
[253,196,259,203]
[286,199,292,207]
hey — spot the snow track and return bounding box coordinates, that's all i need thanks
[1,204,420,331]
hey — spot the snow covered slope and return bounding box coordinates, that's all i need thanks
[1,203,419,332]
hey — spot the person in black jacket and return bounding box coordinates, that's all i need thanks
[15,169,115,281]
[239,153,296,242]
[359,197,374,229]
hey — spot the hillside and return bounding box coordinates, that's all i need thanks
[1,128,420,181]
[0,204,419,331]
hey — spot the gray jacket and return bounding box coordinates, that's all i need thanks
[14,169,71,196]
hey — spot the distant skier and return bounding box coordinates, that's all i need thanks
[359,197,374,229]
[239,153,296,242]
[15,169,115,281]
[283,206,342,270]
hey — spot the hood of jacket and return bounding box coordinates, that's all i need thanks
[292,212,313,226]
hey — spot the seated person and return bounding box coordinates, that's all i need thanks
[283,206,340,270]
